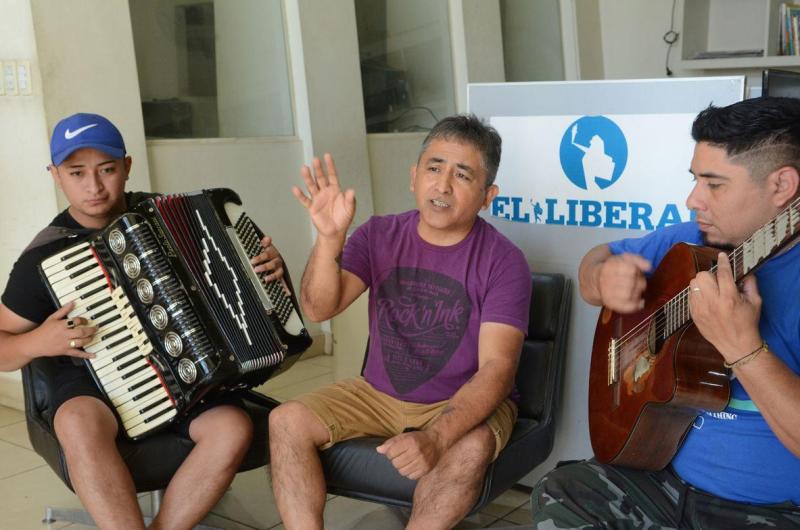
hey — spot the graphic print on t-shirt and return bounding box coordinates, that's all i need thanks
[376,267,471,394]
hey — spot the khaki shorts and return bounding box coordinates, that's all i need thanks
[294,376,517,460]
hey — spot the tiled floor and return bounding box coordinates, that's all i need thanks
[0,355,533,529]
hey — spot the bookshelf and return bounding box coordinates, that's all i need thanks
[678,0,800,70]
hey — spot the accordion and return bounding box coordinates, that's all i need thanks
[39,188,311,439]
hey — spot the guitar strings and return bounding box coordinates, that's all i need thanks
[609,201,799,353]
[624,199,800,347]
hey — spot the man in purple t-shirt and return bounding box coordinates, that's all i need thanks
[269,115,531,530]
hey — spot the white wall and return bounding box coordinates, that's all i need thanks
[501,0,566,82]
[0,0,57,404]
[463,0,506,83]
[0,0,55,282]
[574,0,605,79]
[706,0,765,55]
[581,0,774,89]
[595,0,680,79]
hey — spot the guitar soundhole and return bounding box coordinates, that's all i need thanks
[625,320,662,387]
[646,320,663,358]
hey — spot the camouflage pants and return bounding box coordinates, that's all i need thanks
[530,459,800,529]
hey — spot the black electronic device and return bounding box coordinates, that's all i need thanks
[762,69,800,99]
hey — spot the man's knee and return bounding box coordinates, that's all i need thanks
[268,400,329,448]
[53,396,118,449]
[191,405,253,450]
[444,426,495,471]
[465,425,496,456]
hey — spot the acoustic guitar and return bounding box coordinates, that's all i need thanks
[589,197,800,470]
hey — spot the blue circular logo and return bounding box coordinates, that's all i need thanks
[559,116,628,190]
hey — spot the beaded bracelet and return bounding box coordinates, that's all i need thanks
[723,341,768,369]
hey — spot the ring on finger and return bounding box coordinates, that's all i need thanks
[66,319,76,329]
[691,287,701,293]
[69,339,78,349]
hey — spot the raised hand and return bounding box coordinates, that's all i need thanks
[250,235,284,282]
[292,153,356,241]
[597,253,652,313]
[30,302,97,359]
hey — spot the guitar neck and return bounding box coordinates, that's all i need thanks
[661,197,800,337]
[731,196,800,280]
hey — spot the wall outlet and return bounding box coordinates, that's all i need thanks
[17,61,31,95]
[3,61,18,96]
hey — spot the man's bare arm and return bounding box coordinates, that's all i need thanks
[0,303,96,371]
[299,239,365,322]
[579,243,651,313]
[292,153,366,321]
[425,322,523,448]
[376,322,523,479]
[579,243,614,306]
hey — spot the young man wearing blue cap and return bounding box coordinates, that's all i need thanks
[0,113,283,529]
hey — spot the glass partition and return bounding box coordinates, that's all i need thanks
[130,0,293,138]
[355,0,456,133]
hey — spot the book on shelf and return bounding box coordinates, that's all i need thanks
[779,2,800,56]
[690,49,764,60]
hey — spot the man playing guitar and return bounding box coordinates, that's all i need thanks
[532,97,800,528]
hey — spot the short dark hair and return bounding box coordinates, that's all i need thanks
[691,97,800,181]
[418,114,502,187]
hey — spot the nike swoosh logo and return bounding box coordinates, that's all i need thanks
[64,123,98,140]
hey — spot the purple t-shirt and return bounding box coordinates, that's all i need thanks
[342,210,531,403]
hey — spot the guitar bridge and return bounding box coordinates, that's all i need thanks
[608,338,618,385]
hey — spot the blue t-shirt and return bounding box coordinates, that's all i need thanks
[609,221,800,505]
[342,210,531,403]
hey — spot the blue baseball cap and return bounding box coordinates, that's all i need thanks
[50,113,126,166]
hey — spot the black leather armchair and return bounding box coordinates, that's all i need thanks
[319,272,572,515]
[22,357,278,528]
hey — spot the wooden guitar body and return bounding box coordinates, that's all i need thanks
[588,242,730,470]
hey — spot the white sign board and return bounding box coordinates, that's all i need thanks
[491,113,697,230]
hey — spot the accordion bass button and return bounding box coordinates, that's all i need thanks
[108,229,126,254]
[122,254,141,278]
[136,279,154,304]
[178,358,197,383]
[164,332,183,357]
[149,305,169,330]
